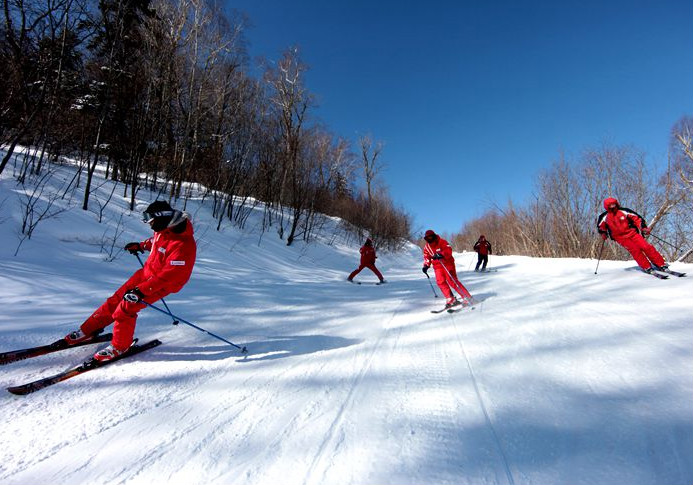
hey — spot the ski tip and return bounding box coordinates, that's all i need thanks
[7,384,37,396]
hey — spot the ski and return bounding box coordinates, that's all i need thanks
[0,333,113,365]
[431,307,450,314]
[7,339,162,395]
[655,268,686,278]
[645,270,668,279]
[448,303,475,313]
[431,300,471,314]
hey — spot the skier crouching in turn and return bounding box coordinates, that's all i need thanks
[422,229,473,308]
[597,197,668,274]
[65,200,197,361]
[348,238,385,284]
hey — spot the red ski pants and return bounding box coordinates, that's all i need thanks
[80,270,169,350]
[349,264,384,282]
[434,264,472,301]
[616,234,665,270]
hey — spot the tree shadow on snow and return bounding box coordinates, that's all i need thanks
[157,335,361,363]
[238,335,362,362]
[239,335,362,362]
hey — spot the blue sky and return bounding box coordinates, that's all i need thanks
[227,0,693,236]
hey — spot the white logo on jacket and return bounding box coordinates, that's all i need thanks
[158,247,166,254]
[170,261,185,266]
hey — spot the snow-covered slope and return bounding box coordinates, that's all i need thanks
[0,159,691,485]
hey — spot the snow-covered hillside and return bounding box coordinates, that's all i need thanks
[0,157,692,485]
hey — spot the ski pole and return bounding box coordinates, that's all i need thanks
[425,273,438,298]
[649,233,682,252]
[134,252,178,325]
[142,300,247,353]
[594,238,605,275]
[437,262,472,300]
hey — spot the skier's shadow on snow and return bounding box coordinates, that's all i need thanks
[463,262,516,274]
[469,292,495,303]
[238,335,362,362]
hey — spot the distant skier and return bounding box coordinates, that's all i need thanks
[64,200,197,361]
[473,235,492,272]
[422,229,472,308]
[597,197,668,274]
[348,238,385,284]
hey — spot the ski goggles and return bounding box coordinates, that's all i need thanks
[142,210,173,223]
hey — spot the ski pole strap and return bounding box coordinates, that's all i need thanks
[142,301,247,352]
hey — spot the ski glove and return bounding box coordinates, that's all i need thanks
[600,233,608,240]
[124,242,144,254]
[641,227,651,235]
[422,265,429,275]
[123,288,145,304]
[431,253,444,260]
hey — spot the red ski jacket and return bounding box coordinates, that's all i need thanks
[474,240,492,256]
[138,219,197,295]
[597,208,646,242]
[360,245,377,265]
[423,237,455,269]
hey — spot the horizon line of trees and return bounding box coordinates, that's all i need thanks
[1,0,411,251]
[449,117,693,263]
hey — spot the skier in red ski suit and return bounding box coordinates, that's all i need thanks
[65,200,197,361]
[473,235,492,272]
[597,197,667,273]
[348,238,385,283]
[422,229,472,307]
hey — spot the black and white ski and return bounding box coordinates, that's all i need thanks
[431,306,452,314]
[0,333,113,365]
[447,304,475,313]
[7,339,162,395]
[645,270,668,279]
[431,300,475,314]
[655,268,686,278]
[349,280,386,285]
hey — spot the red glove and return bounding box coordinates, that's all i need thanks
[601,233,608,240]
[641,227,651,235]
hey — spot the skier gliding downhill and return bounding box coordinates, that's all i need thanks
[596,197,668,275]
[422,229,473,308]
[64,200,197,361]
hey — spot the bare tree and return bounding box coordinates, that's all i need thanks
[14,166,70,255]
[359,134,384,204]
[264,47,313,245]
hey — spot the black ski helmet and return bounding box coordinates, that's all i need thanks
[142,200,174,232]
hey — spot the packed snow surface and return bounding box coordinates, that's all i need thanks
[0,160,691,485]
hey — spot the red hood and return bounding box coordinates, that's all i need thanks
[603,197,619,210]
